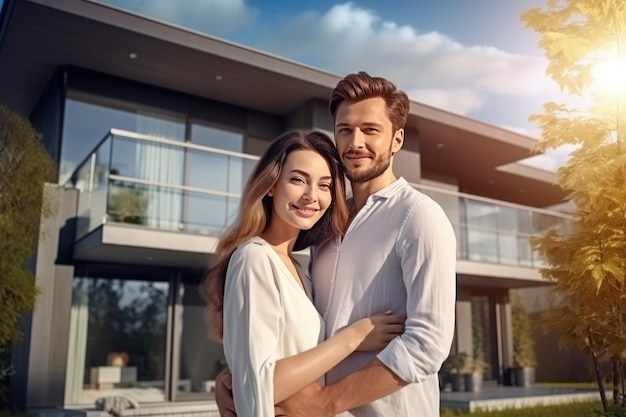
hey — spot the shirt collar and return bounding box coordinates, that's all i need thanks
[369,177,407,200]
[346,177,407,210]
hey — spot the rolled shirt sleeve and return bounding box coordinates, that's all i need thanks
[376,196,457,383]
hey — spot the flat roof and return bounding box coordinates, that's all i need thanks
[0,0,567,207]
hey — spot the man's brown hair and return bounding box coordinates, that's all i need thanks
[329,71,410,132]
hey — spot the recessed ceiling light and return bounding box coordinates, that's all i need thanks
[129,52,138,59]
[215,75,223,81]
[437,143,444,148]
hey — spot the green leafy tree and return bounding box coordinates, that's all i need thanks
[0,105,56,356]
[522,1,626,413]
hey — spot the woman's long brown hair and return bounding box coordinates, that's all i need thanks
[200,129,348,340]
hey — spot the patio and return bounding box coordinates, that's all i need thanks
[440,384,601,412]
[31,386,601,416]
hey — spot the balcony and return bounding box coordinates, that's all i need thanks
[67,129,574,275]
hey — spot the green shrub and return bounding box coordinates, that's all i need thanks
[0,104,56,355]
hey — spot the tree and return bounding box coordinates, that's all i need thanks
[522,1,626,413]
[0,105,56,355]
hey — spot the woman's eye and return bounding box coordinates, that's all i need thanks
[320,183,331,190]
[291,177,305,183]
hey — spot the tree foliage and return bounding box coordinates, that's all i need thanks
[0,105,56,356]
[522,0,626,412]
[511,292,537,369]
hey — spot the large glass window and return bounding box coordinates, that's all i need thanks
[62,95,261,234]
[64,266,171,405]
[174,271,226,400]
[185,123,255,233]
[190,124,243,152]
[60,96,185,185]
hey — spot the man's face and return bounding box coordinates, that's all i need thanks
[334,97,403,184]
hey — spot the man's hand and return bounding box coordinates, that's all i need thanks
[214,367,236,417]
[275,383,334,417]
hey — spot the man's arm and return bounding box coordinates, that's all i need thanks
[277,359,406,416]
[322,359,408,413]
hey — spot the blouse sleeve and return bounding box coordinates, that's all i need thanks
[223,243,283,417]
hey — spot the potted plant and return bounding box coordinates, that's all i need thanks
[463,357,489,392]
[444,351,467,392]
[463,299,489,392]
[511,291,537,387]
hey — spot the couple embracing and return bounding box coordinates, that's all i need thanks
[202,71,457,417]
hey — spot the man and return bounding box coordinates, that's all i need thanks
[218,71,457,417]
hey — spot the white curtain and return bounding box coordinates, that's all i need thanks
[136,112,185,230]
[64,283,89,404]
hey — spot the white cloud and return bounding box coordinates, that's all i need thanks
[257,2,556,117]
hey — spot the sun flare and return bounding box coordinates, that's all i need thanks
[592,59,626,92]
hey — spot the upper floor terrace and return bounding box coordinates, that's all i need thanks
[67,129,575,287]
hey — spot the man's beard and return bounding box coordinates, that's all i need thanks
[344,149,392,183]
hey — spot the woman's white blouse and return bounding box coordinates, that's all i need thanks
[223,237,324,417]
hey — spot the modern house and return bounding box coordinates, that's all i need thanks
[0,0,574,410]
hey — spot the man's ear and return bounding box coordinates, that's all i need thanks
[391,129,404,154]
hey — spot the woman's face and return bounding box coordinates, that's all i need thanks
[268,149,333,235]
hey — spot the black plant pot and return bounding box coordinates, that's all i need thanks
[464,372,483,392]
[503,367,515,386]
[449,373,464,392]
[514,367,535,387]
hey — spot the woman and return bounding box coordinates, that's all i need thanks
[202,130,403,417]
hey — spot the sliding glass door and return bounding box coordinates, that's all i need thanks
[65,265,171,405]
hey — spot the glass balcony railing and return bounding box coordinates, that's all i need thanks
[67,129,574,269]
[415,183,574,268]
[67,129,259,239]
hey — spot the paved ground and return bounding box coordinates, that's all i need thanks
[440,385,600,412]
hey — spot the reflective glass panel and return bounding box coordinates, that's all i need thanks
[191,124,243,152]
[175,274,227,399]
[65,271,170,405]
[61,96,184,185]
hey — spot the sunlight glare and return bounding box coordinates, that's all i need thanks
[592,59,626,93]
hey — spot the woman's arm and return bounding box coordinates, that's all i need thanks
[273,313,404,403]
[223,245,283,417]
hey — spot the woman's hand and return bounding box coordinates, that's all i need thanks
[349,312,405,351]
